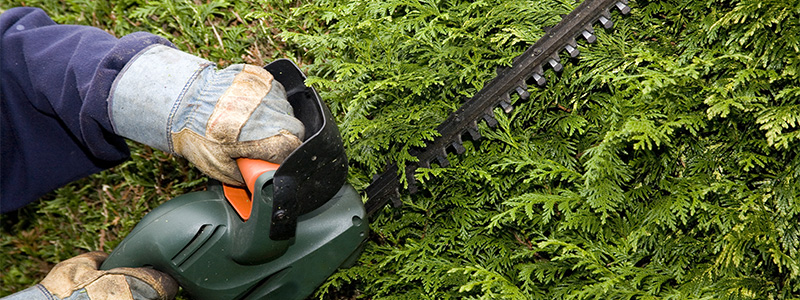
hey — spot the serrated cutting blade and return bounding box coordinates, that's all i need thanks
[365,0,631,218]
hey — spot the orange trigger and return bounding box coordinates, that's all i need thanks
[223,159,280,221]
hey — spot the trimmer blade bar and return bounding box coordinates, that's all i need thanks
[365,0,631,218]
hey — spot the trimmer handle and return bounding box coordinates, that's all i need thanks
[222,158,280,221]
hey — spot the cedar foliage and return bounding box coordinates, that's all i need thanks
[280,0,800,298]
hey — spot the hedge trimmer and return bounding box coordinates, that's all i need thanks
[100,1,631,299]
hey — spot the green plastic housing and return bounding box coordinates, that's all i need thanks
[101,170,367,299]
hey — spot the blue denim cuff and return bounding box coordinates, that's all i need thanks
[108,44,213,152]
[1,285,54,300]
[0,284,92,300]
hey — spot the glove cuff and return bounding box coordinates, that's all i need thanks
[0,285,53,300]
[108,44,214,152]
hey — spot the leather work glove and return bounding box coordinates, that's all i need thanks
[109,45,305,186]
[2,252,177,300]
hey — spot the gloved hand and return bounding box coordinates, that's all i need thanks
[2,252,177,300]
[109,45,305,186]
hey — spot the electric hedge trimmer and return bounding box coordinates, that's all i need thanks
[100,1,631,299]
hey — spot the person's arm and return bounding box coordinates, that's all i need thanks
[1,7,304,213]
[1,7,172,212]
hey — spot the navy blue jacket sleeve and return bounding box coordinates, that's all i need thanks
[0,7,173,212]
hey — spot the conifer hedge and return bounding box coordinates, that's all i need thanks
[1,0,798,299]
[280,0,800,298]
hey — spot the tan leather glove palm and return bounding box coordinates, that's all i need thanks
[33,252,177,300]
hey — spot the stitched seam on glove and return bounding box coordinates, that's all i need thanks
[36,284,57,300]
[166,63,213,153]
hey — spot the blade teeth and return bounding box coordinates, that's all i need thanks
[454,134,463,144]
[548,58,563,72]
[565,44,580,57]
[531,73,546,86]
[515,85,530,100]
[390,189,403,207]
[419,159,431,169]
[483,111,498,127]
[500,93,515,112]
[452,141,466,154]
[615,1,631,14]
[467,124,481,140]
[452,135,466,154]
[598,15,613,29]
[581,30,597,43]
[436,148,450,167]
[407,171,418,194]
[436,156,450,167]
[500,99,514,113]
